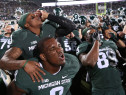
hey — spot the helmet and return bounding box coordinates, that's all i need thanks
[53,7,63,16]
[79,15,86,25]
[89,15,95,20]
[72,13,80,24]
[106,9,113,15]
[14,7,24,21]
[118,7,125,15]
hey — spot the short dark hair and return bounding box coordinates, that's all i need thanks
[33,37,55,58]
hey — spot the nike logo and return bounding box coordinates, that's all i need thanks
[62,75,68,79]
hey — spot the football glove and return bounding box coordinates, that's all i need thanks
[91,31,100,41]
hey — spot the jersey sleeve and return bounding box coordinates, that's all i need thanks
[109,40,118,50]
[103,40,118,50]
[14,69,33,93]
[10,30,25,51]
[65,53,80,78]
[14,58,38,93]
[76,41,90,56]
[48,14,76,37]
[42,21,57,38]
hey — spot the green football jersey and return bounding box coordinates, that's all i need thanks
[72,30,79,37]
[11,29,43,59]
[77,40,125,94]
[11,21,58,59]
[14,53,80,95]
[59,37,80,56]
[0,35,11,58]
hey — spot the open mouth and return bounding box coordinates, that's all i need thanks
[37,17,41,21]
[59,53,65,61]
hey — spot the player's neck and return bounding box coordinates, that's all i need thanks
[30,28,41,36]
[43,63,61,75]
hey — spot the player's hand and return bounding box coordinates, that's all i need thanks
[92,31,100,41]
[23,61,46,82]
[34,10,42,18]
[109,32,119,42]
[40,10,49,22]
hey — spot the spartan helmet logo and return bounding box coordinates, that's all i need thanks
[14,7,24,21]
[118,7,125,16]
[53,7,63,16]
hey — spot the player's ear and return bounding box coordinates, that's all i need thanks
[24,23,29,28]
[39,54,46,61]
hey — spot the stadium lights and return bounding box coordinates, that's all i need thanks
[41,0,125,7]
[57,0,74,1]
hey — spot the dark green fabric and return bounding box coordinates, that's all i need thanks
[11,20,59,59]
[42,20,58,38]
[82,28,90,36]
[72,30,79,37]
[59,36,81,56]
[14,53,80,95]
[11,29,43,59]
[76,41,91,56]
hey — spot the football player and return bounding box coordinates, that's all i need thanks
[76,28,125,95]
[0,24,13,95]
[57,32,82,56]
[14,7,24,21]
[7,37,80,95]
[0,10,76,83]
[0,25,12,59]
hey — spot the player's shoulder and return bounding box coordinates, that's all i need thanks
[12,29,30,40]
[15,58,39,79]
[102,40,117,50]
[13,28,31,35]
[76,41,91,56]
[64,53,80,71]
[12,29,22,34]
[65,53,78,60]
[65,53,80,64]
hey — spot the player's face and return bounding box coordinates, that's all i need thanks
[4,25,12,34]
[86,22,91,27]
[104,29,111,39]
[26,13,42,28]
[43,38,65,66]
[86,29,96,42]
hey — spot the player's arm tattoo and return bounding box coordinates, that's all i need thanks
[5,47,22,59]
[0,47,25,70]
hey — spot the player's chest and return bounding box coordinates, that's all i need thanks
[24,36,41,51]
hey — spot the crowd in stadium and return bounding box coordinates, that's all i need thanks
[0,0,126,95]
